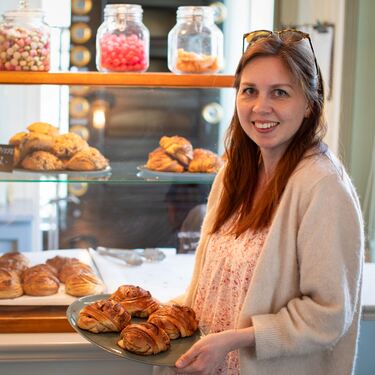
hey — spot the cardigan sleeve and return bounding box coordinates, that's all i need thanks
[252,172,364,360]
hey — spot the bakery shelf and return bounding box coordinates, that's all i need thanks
[0,72,235,88]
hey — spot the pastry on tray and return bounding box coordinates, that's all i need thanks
[58,261,93,283]
[146,147,185,173]
[77,299,131,333]
[159,135,193,167]
[52,133,89,159]
[188,148,223,173]
[65,147,109,171]
[0,268,23,299]
[27,122,59,136]
[148,304,199,339]
[22,263,60,296]
[65,271,105,297]
[117,322,170,355]
[46,255,80,273]
[0,252,30,276]
[19,132,54,158]
[9,131,28,147]
[109,285,160,318]
[21,150,65,171]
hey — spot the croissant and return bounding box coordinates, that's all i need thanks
[77,299,131,333]
[146,147,185,173]
[0,252,30,276]
[65,271,105,297]
[109,285,160,318]
[148,304,199,339]
[46,256,79,273]
[0,267,23,299]
[22,265,60,296]
[117,322,170,355]
[159,136,193,167]
[188,148,224,173]
[59,261,93,283]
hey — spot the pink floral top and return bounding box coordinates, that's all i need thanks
[192,220,268,375]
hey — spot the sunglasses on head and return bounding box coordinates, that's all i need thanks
[242,29,320,79]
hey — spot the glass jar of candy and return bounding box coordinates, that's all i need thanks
[0,8,50,71]
[168,6,223,74]
[96,4,149,72]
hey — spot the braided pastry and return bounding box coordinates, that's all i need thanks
[0,267,23,299]
[109,285,160,318]
[148,304,199,339]
[117,322,170,355]
[188,148,223,173]
[146,147,185,173]
[77,299,131,333]
[159,136,193,167]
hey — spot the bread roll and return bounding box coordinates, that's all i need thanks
[0,268,23,299]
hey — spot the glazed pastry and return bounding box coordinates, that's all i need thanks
[146,147,185,173]
[188,148,224,173]
[65,147,109,171]
[0,251,30,267]
[22,265,60,296]
[58,261,93,283]
[159,136,193,167]
[0,267,23,299]
[77,299,131,333]
[148,304,199,339]
[117,322,170,355]
[46,256,79,273]
[52,133,89,159]
[19,132,54,157]
[0,252,30,276]
[21,151,64,171]
[109,285,160,318]
[65,271,105,297]
[27,122,59,136]
[9,132,27,146]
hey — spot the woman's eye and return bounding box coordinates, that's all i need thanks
[243,87,256,95]
[274,89,288,97]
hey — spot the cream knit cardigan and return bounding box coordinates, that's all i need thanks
[178,151,364,375]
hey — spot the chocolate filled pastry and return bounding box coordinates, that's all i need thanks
[109,285,160,318]
[117,322,170,355]
[188,148,224,174]
[65,147,109,171]
[58,261,93,283]
[146,147,185,173]
[77,299,131,333]
[65,271,105,297]
[52,133,89,159]
[21,151,65,171]
[46,256,79,273]
[27,122,59,136]
[148,304,199,339]
[22,264,60,296]
[159,135,193,167]
[0,267,23,299]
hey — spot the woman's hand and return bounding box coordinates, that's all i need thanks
[175,327,254,374]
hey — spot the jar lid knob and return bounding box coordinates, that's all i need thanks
[18,0,29,9]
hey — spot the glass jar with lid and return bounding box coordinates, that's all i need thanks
[168,6,224,74]
[0,8,50,71]
[96,4,149,72]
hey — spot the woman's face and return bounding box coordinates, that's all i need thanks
[236,55,309,162]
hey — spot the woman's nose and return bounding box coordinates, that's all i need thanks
[252,95,272,114]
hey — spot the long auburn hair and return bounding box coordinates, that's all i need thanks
[211,34,327,236]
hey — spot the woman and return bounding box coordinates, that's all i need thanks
[169,30,364,375]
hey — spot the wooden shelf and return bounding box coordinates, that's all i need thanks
[0,72,235,88]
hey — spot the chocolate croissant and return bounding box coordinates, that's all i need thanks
[109,285,160,318]
[146,147,185,173]
[65,271,105,297]
[77,299,131,333]
[0,267,23,299]
[148,304,199,339]
[159,136,193,167]
[117,322,170,355]
[188,148,223,173]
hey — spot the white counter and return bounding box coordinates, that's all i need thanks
[0,251,373,375]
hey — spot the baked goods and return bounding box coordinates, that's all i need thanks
[77,299,131,333]
[22,263,60,296]
[19,132,54,158]
[46,255,79,273]
[146,147,185,173]
[159,135,193,167]
[109,285,160,318]
[9,132,27,146]
[65,271,105,297]
[188,148,223,173]
[59,261,93,283]
[0,252,30,276]
[0,268,23,299]
[27,122,59,136]
[148,304,199,339]
[21,151,65,171]
[52,133,89,159]
[65,147,109,171]
[117,322,170,355]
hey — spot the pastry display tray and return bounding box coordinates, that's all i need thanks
[67,294,201,367]
[14,165,112,177]
[137,165,216,182]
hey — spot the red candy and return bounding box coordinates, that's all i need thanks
[98,33,148,72]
